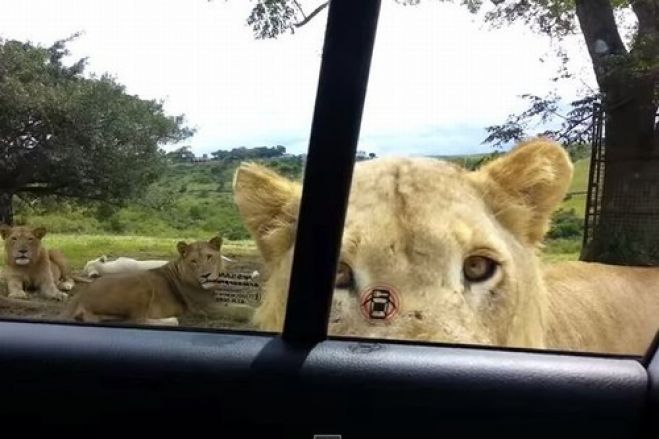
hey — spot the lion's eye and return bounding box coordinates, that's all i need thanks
[207,255,212,261]
[463,256,498,283]
[335,262,354,289]
[10,237,17,241]
[191,259,197,265]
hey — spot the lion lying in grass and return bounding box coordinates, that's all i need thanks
[82,256,169,278]
[60,236,253,325]
[233,138,659,355]
[1,225,76,302]
[82,254,235,278]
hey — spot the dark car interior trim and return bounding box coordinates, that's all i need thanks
[1,1,658,438]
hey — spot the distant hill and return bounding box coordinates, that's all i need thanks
[15,155,304,240]
[15,146,590,239]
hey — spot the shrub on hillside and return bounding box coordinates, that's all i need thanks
[548,208,583,240]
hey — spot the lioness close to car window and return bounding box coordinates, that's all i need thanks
[233,138,659,355]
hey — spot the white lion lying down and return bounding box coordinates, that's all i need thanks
[83,254,235,278]
[82,256,169,278]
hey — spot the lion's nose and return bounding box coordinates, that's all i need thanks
[18,249,28,255]
[200,272,212,279]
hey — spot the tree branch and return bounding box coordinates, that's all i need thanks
[631,0,658,37]
[293,1,328,28]
[574,0,627,88]
[292,0,307,19]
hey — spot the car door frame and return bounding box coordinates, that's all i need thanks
[1,1,658,438]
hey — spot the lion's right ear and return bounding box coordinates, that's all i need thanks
[233,162,301,265]
[209,235,223,251]
[0,224,10,240]
[471,138,573,244]
[177,241,189,257]
[33,227,47,240]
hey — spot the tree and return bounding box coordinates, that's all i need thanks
[355,150,378,161]
[240,0,659,265]
[210,145,288,161]
[0,35,193,225]
[166,146,196,162]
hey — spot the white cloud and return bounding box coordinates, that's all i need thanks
[0,0,596,157]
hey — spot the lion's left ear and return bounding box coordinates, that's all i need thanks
[233,162,301,266]
[0,225,11,240]
[177,241,189,257]
[32,227,47,240]
[471,138,573,244]
[209,235,223,251]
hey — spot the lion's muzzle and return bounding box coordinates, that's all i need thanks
[199,273,222,290]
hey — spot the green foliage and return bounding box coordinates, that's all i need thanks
[13,157,253,240]
[259,155,304,180]
[12,141,312,241]
[166,145,195,162]
[189,205,204,220]
[211,145,287,160]
[543,238,581,261]
[547,208,583,240]
[440,151,503,170]
[247,0,297,39]
[565,143,591,162]
[0,34,193,223]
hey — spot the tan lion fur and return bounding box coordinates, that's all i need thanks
[60,236,253,325]
[1,225,74,302]
[233,138,659,355]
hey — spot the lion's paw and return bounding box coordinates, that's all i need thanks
[8,290,28,300]
[45,290,68,301]
[59,280,75,291]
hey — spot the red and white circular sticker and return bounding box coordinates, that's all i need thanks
[358,283,400,323]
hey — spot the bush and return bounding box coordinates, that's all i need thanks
[107,215,126,233]
[189,205,204,220]
[548,208,583,240]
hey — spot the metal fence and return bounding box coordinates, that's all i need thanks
[581,104,659,264]
[581,103,605,254]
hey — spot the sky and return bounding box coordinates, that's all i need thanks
[0,0,599,157]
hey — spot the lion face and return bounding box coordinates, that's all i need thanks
[0,225,47,267]
[83,255,109,277]
[176,236,225,290]
[234,138,573,348]
[327,158,533,346]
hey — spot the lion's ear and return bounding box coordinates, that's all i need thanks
[209,235,223,251]
[32,227,47,240]
[177,241,189,257]
[0,225,10,240]
[472,138,573,244]
[233,162,301,265]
